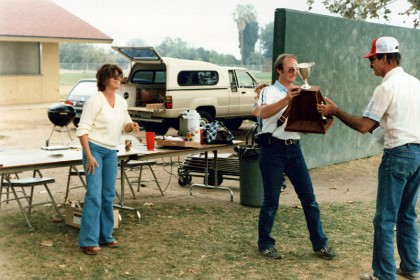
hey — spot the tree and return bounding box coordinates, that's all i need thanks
[59,43,108,64]
[259,22,274,60]
[243,21,259,64]
[155,37,240,65]
[59,38,240,69]
[156,37,196,60]
[232,3,258,64]
[59,43,83,63]
[196,47,210,62]
[307,0,419,28]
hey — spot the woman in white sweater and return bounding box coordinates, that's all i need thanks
[76,64,139,255]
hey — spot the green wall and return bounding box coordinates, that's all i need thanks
[273,8,420,168]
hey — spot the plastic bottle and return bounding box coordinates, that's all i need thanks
[187,110,201,142]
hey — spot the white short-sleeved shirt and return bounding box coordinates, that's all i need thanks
[363,67,420,149]
[260,81,300,140]
[76,92,133,150]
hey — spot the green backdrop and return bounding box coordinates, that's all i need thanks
[272,8,420,168]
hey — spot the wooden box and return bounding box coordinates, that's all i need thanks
[155,139,202,148]
[285,86,333,134]
[146,103,163,110]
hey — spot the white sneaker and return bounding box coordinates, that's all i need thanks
[397,268,420,280]
[360,272,378,280]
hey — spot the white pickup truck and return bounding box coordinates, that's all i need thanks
[113,46,260,135]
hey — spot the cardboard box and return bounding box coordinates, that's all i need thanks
[65,203,119,229]
[146,103,163,110]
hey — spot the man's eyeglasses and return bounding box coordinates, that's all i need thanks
[287,67,298,74]
[113,74,123,80]
[368,56,378,63]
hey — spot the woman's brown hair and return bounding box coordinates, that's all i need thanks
[96,64,123,91]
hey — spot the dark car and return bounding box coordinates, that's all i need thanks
[64,79,97,126]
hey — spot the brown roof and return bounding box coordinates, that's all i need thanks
[0,0,112,43]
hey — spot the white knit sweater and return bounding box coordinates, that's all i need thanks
[76,92,133,149]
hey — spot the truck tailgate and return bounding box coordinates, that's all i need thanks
[128,106,165,120]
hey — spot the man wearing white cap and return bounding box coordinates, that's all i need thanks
[318,37,420,280]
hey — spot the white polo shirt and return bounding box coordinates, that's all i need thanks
[363,67,420,149]
[260,81,300,140]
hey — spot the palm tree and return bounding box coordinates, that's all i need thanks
[232,3,257,64]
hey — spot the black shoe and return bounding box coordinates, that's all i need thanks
[259,247,283,259]
[315,246,336,260]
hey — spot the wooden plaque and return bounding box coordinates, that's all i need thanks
[285,86,333,134]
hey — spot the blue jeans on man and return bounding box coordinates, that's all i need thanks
[258,142,328,252]
[372,144,420,279]
[79,142,118,247]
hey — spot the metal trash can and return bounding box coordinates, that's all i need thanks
[235,125,264,207]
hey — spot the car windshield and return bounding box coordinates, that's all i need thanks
[68,81,97,97]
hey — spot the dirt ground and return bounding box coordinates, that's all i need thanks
[0,103,381,213]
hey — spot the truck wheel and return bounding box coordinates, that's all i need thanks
[224,118,243,130]
[198,111,213,126]
[143,122,169,135]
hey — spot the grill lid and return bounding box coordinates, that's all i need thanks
[47,103,75,127]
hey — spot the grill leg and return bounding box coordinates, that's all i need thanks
[46,125,57,146]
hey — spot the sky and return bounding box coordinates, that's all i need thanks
[52,0,415,59]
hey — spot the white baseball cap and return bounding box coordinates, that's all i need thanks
[364,37,399,58]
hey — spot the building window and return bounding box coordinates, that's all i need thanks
[0,42,41,75]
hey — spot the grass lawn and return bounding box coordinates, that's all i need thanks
[60,72,96,87]
[251,72,272,85]
[0,200,378,279]
[59,72,96,99]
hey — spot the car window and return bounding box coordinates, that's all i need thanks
[236,71,257,88]
[69,81,97,97]
[177,71,218,86]
[155,71,166,83]
[131,70,166,84]
[228,70,238,92]
[117,48,160,61]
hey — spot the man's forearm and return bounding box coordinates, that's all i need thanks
[260,98,289,119]
[317,97,378,134]
[335,109,370,133]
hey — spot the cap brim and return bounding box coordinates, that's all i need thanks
[363,52,375,58]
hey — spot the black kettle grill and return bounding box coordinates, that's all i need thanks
[46,103,75,146]
[47,103,75,127]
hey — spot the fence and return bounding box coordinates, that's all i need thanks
[60,63,272,73]
[60,63,130,72]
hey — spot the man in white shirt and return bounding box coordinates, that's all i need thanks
[318,36,420,280]
[257,54,336,260]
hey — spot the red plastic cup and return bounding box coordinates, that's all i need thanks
[146,131,155,151]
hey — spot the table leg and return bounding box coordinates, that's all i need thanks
[114,159,141,223]
[189,150,234,201]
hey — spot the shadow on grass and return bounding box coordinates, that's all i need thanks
[0,201,376,279]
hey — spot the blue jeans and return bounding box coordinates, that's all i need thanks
[79,142,118,247]
[372,144,420,280]
[257,141,328,251]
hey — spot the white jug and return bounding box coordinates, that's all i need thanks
[186,110,201,142]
